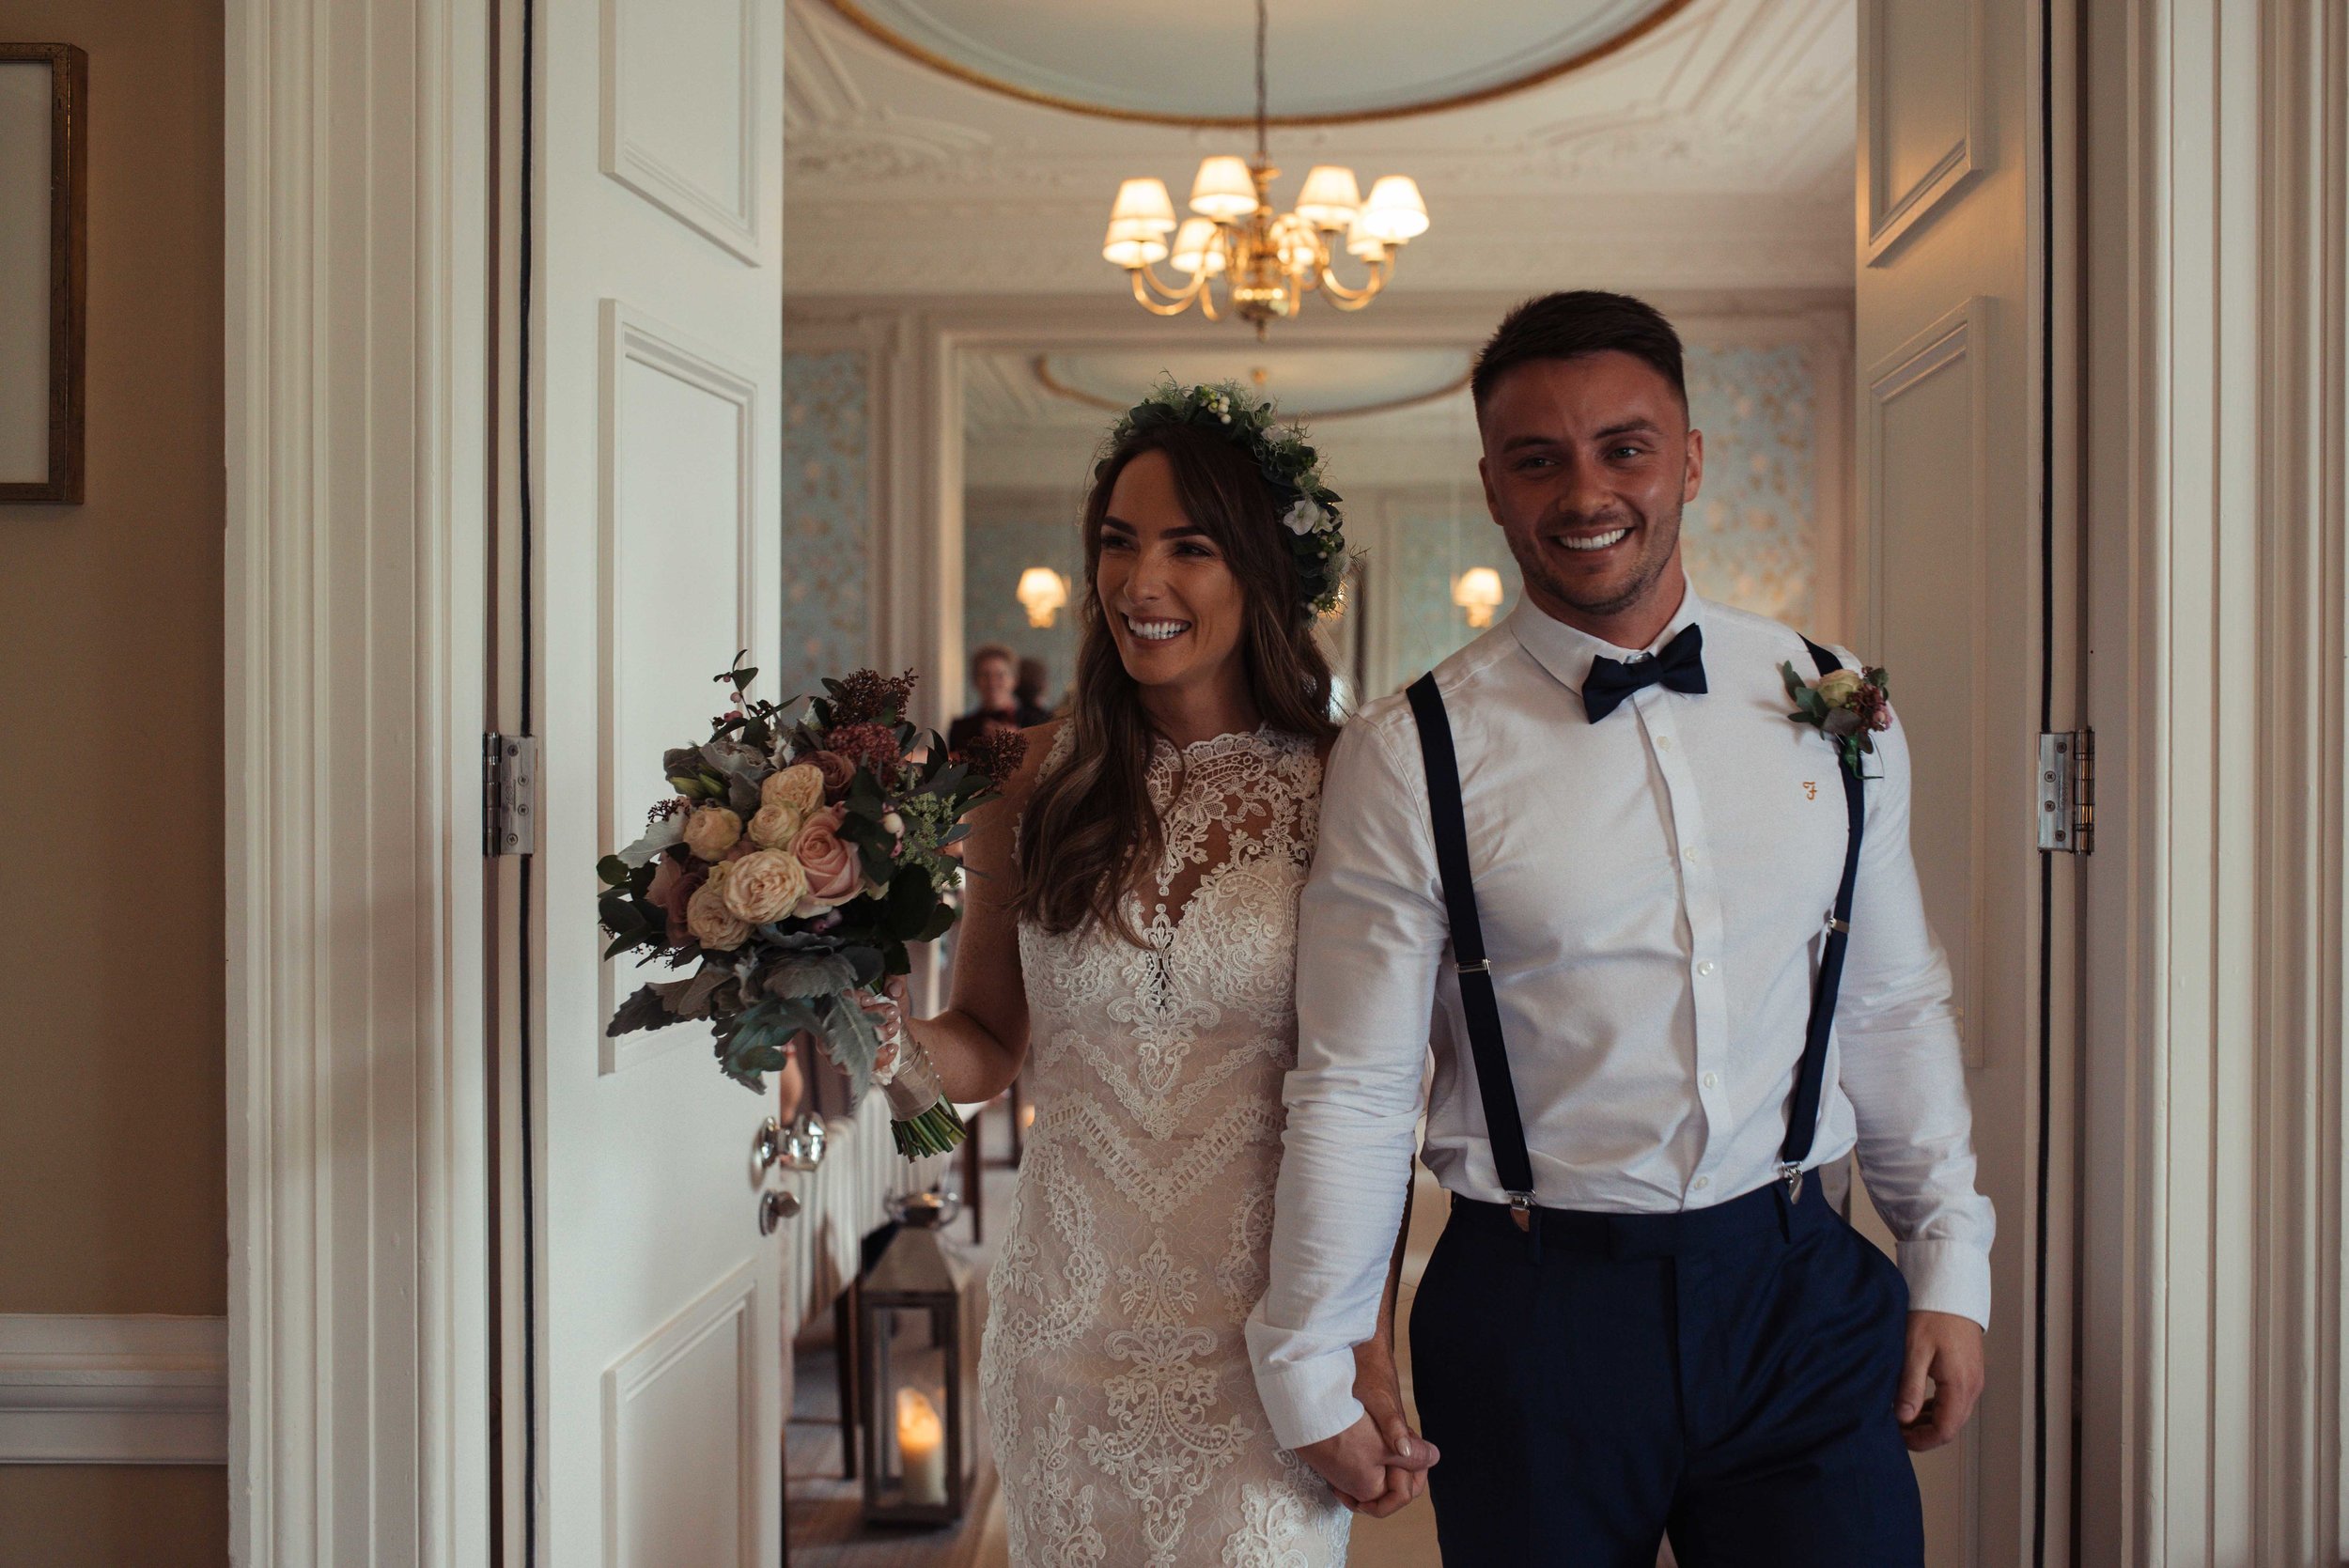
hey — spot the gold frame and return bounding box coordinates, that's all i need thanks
[817,0,1699,129]
[1031,353,1471,422]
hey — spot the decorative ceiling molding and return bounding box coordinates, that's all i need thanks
[1030,353,1473,421]
[784,195,1854,294]
[816,0,1700,128]
[782,0,1859,298]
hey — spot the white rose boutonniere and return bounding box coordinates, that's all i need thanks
[1781,660,1893,779]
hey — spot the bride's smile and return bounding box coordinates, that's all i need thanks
[1096,447,1254,708]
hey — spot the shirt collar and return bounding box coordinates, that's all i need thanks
[1507,582,1705,697]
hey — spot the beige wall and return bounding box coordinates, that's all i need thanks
[0,0,226,1560]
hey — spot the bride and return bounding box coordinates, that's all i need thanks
[866,382,1434,1565]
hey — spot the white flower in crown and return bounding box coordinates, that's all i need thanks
[1283,496,1330,536]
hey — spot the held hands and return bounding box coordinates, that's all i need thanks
[1897,1310,1985,1451]
[1295,1341,1439,1519]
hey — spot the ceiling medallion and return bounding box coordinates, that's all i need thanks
[817,0,1697,129]
[1102,0,1427,338]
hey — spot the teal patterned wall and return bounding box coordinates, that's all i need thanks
[1381,343,1822,692]
[780,350,871,699]
[963,498,1086,714]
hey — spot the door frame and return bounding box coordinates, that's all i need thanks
[2075,2,2349,1560]
[221,1,2349,1560]
[224,0,496,1562]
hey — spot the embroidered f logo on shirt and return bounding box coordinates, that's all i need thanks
[1803,782,1819,800]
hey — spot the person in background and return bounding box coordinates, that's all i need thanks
[1014,655,1056,723]
[948,644,1031,753]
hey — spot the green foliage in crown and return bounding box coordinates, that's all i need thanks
[1102,378,1350,617]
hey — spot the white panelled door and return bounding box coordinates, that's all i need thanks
[1853,0,2068,1564]
[527,1,787,1564]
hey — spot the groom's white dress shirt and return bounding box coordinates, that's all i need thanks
[1245,590,1996,1451]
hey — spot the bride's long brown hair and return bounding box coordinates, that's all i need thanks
[1013,421,1338,943]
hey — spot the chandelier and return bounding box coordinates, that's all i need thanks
[1100,0,1429,339]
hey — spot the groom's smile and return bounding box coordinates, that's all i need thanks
[1477,349,1706,648]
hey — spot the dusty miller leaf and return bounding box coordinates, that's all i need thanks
[614,815,684,869]
[819,997,881,1099]
[764,953,857,1001]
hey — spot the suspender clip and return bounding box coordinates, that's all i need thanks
[1506,1190,1535,1232]
[1455,957,1491,975]
[1827,916,1851,935]
[1778,1162,1805,1204]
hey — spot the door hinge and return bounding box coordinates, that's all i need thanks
[485,734,539,857]
[2037,730,2093,854]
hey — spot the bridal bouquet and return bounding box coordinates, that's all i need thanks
[597,657,1021,1157]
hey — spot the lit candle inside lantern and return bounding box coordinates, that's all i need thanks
[895,1387,947,1506]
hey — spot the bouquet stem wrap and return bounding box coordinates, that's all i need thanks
[879,1048,967,1159]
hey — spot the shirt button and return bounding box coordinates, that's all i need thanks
[1702,1071,1719,1089]
[1683,846,1700,864]
[1656,735,1672,751]
[1697,961,1715,977]
[1692,1176,1711,1191]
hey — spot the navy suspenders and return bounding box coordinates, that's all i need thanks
[1404,636,1865,1216]
[1404,676,1540,1218]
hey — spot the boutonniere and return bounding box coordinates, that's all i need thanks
[1780,661,1893,779]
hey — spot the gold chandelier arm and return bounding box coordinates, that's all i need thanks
[1315,250,1393,306]
[1127,262,1216,316]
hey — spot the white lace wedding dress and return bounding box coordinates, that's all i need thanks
[981,724,1350,1568]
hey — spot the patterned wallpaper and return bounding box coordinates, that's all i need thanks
[963,496,1087,714]
[780,350,871,701]
[1378,343,1822,693]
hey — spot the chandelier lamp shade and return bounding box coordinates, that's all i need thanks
[1453,566,1505,629]
[1015,566,1070,629]
[1101,0,1429,337]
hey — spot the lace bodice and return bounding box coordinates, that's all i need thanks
[981,724,1346,1568]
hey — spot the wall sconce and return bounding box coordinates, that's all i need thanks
[1016,567,1069,629]
[1453,567,1505,629]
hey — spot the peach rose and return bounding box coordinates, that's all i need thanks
[721,848,808,924]
[789,806,861,915]
[680,804,742,862]
[762,763,825,815]
[686,864,751,951]
[748,800,803,849]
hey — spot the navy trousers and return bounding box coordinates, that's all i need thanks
[1409,1181,1922,1568]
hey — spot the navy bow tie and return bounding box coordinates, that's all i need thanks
[1580,624,1708,722]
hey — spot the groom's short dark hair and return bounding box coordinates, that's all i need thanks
[1471,291,1688,419]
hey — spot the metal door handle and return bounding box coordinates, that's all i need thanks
[758,1188,801,1234]
[754,1111,827,1174]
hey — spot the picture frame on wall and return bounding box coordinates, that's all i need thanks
[0,43,86,505]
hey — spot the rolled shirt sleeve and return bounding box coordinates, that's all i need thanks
[1245,714,1442,1450]
[1831,701,1997,1327]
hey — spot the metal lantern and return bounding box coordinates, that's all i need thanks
[856,1193,985,1526]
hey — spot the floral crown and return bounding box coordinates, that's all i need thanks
[1101,378,1349,617]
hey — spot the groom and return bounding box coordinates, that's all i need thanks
[1246,291,1993,1564]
